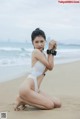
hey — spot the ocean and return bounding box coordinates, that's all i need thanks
[0,41,80,82]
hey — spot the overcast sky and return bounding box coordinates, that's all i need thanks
[0,0,80,44]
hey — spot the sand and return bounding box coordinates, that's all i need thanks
[0,61,80,119]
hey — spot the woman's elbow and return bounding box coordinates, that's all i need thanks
[49,67,53,71]
[48,65,54,70]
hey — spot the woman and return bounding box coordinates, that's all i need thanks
[14,28,61,111]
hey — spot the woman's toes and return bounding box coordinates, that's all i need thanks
[14,100,21,111]
[19,105,26,110]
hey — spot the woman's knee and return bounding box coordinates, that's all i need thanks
[46,101,54,109]
[54,99,61,108]
[57,101,62,107]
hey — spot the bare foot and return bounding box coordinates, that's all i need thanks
[18,104,26,110]
[14,95,24,111]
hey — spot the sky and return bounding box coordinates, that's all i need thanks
[0,0,80,44]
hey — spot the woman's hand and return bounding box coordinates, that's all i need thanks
[49,40,57,50]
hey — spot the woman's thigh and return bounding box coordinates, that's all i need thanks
[39,90,61,108]
[19,78,35,95]
[20,89,54,109]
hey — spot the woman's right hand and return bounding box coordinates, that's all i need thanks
[49,40,57,50]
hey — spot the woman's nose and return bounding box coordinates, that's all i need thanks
[38,42,42,46]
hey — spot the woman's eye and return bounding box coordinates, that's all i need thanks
[35,41,38,43]
[41,41,44,43]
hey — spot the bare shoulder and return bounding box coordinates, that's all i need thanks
[32,49,41,56]
[32,49,40,53]
[32,49,46,62]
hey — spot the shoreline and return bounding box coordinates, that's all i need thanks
[0,61,80,119]
[0,59,80,83]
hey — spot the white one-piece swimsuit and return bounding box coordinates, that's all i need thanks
[27,60,46,92]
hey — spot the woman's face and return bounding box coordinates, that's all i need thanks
[33,36,46,51]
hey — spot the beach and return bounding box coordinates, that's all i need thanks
[0,61,80,119]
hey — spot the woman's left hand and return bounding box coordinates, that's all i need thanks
[49,40,57,50]
[52,40,57,50]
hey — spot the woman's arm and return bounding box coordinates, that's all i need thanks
[33,40,56,70]
[47,40,57,70]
